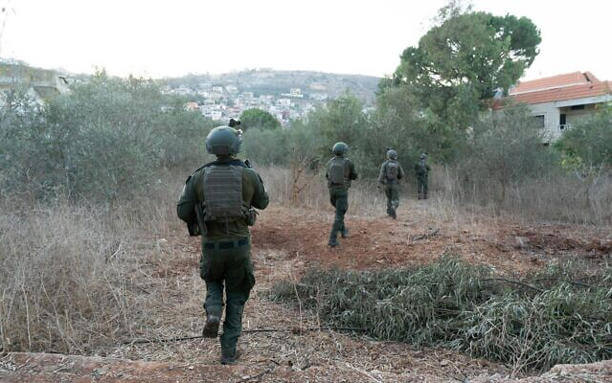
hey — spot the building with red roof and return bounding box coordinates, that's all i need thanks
[502,71,611,141]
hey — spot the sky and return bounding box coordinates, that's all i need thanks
[0,0,611,81]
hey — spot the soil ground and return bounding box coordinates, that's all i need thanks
[1,199,611,382]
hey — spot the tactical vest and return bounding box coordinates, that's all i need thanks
[385,160,399,181]
[202,165,249,223]
[328,157,348,185]
[416,160,428,176]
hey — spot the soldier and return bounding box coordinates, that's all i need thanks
[378,149,405,219]
[325,142,358,247]
[177,123,269,365]
[414,152,431,200]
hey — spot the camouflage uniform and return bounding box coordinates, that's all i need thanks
[414,154,430,199]
[177,156,268,363]
[378,157,405,219]
[325,153,358,247]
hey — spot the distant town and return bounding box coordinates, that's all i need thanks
[166,83,320,125]
[160,69,380,125]
[0,60,381,126]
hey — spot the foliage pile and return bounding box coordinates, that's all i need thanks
[270,257,612,372]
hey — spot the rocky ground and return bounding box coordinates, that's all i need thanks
[1,200,610,382]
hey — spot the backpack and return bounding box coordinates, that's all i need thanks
[416,160,428,176]
[328,157,347,185]
[385,161,399,181]
[202,165,247,222]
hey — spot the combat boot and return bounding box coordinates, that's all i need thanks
[390,209,397,219]
[202,313,220,338]
[341,227,348,238]
[221,349,241,365]
[328,226,340,247]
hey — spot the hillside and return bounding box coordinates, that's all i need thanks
[163,69,381,104]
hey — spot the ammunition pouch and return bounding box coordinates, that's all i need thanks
[246,207,258,226]
[187,221,201,236]
[202,202,257,226]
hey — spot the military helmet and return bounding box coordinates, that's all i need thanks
[420,153,427,160]
[205,126,242,156]
[332,142,349,156]
[387,149,398,160]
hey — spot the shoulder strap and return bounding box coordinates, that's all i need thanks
[191,158,247,176]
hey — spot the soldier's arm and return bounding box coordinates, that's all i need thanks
[348,160,358,180]
[377,162,386,183]
[247,169,269,210]
[177,174,198,223]
[398,164,405,180]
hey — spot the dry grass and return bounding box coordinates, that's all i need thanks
[0,163,609,361]
[259,164,611,225]
[429,165,612,225]
[0,169,185,354]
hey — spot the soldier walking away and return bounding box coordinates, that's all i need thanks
[325,142,358,247]
[177,122,269,365]
[415,153,431,200]
[378,149,405,219]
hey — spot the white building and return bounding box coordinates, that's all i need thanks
[505,72,611,141]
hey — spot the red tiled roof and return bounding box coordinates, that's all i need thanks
[510,72,589,95]
[507,72,611,105]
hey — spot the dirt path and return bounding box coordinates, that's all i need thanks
[1,201,610,382]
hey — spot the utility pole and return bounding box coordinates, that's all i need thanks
[0,0,15,57]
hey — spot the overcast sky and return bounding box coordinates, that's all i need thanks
[1,0,610,81]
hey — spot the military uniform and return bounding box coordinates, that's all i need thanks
[378,153,405,219]
[325,143,357,247]
[415,154,430,199]
[177,126,269,364]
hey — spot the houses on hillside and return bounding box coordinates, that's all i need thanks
[504,71,611,141]
[0,63,69,107]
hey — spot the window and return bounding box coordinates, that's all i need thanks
[559,114,568,130]
[533,115,545,129]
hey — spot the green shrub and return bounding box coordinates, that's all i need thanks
[0,73,213,201]
[555,105,612,169]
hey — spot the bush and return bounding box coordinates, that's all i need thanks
[455,106,559,209]
[0,73,214,201]
[269,256,612,372]
[555,105,612,169]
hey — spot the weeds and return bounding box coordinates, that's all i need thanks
[0,170,185,354]
[269,256,612,372]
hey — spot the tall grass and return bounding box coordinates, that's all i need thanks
[430,164,612,225]
[256,163,612,224]
[0,170,184,354]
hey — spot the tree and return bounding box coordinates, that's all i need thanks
[390,4,541,130]
[464,106,557,210]
[239,108,281,131]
